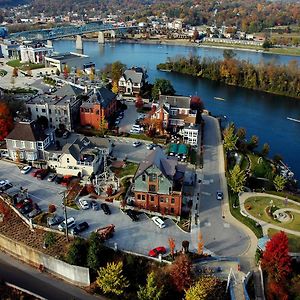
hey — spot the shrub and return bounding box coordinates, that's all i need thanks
[48,204,56,213]
[44,232,57,247]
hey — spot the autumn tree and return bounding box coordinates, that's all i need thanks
[137,271,163,300]
[237,127,246,140]
[96,261,129,295]
[261,231,291,299]
[198,231,204,255]
[12,67,18,77]
[111,81,118,94]
[248,135,259,151]
[0,102,13,141]
[273,175,287,192]
[261,143,270,157]
[168,238,175,258]
[106,185,113,197]
[228,165,247,193]
[63,65,70,79]
[223,123,238,152]
[185,276,224,300]
[111,61,126,82]
[169,254,192,292]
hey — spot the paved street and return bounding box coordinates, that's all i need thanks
[192,115,251,257]
[0,160,193,256]
[0,251,105,300]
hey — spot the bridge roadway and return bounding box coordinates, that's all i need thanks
[9,22,136,41]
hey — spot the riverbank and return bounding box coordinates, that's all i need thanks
[60,36,300,57]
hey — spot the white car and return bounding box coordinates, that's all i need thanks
[132,141,142,147]
[152,216,166,229]
[21,165,32,174]
[58,217,76,231]
[0,180,10,188]
[79,198,90,210]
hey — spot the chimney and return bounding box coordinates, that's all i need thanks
[93,87,97,94]
[84,85,88,94]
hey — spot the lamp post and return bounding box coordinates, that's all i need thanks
[59,191,69,242]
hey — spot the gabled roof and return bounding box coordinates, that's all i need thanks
[159,95,191,109]
[135,148,178,180]
[83,87,116,109]
[122,68,144,84]
[6,121,47,142]
[54,84,83,98]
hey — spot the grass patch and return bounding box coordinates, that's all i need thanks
[111,162,138,178]
[129,133,152,141]
[229,192,263,238]
[245,196,300,231]
[266,190,300,204]
[6,87,38,94]
[6,59,45,70]
[268,228,300,252]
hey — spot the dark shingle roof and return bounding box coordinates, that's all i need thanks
[86,87,116,109]
[54,84,83,98]
[5,121,47,142]
[159,95,191,109]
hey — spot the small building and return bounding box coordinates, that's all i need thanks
[5,120,55,161]
[26,84,83,131]
[44,52,92,72]
[20,42,53,64]
[118,67,148,95]
[182,124,200,147]
[47,135,112,176]
[133,148,184,216]
[80,87,118,130]
[0,40,20,59]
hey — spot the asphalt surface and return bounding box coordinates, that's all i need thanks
[197,115,250,256]
[0,251,105,300]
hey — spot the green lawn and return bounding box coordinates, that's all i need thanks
[268,228,300,253]
[245,196,300,231]
[111,162,138,178]
[6,59,45,70]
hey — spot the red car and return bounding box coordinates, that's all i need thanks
[31,169,43,177]
[15,198,33,209]
[61,175,72,187]
[148,246,166,257]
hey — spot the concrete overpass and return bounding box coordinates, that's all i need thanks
[9,22,137,49]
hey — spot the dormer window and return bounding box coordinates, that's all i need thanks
[149,173,157,181]
[142,174,146,181]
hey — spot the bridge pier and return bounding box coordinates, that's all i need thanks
[76,35,83,50]
[47,40,53,48]
[98,32,105,44]
[110,30,116,39]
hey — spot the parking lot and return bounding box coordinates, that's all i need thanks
[0,160,193,256]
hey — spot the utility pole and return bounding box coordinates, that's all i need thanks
[59,191,69,242]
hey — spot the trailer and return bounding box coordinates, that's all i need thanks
[95,224,115,241]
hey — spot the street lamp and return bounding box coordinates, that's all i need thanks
[59,190,69,242]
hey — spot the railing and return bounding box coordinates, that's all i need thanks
[76,161,93,166]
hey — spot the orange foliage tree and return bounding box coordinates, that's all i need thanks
[168,237,176,258]
[197,231,204,255]
[0,102,13,141]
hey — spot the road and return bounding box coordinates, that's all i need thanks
[0,251,104,300]
[193,115,251,257]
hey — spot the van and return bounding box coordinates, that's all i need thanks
[58,217,76,231]
[132,125,143,130]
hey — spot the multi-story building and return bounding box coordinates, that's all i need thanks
[20,42,53,64]
[26,85,83,131]
[133,148,184,216]
[80,87,118,130]
[118,67,148,95]
[5,120,55,161]
[46,136,112,176]
[182,124,200,147]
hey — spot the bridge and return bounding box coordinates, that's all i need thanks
[9,22,137,49]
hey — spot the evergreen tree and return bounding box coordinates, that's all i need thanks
[137,272,163,300]
[87,232,103,271]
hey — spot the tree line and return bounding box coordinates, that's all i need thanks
[157,54,300,99]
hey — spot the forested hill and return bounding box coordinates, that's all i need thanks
[0,0,28,7]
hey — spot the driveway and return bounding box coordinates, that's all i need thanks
[118,101,138,133]
[0,160,193,256]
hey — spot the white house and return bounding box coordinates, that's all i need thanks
[20,42,53,64]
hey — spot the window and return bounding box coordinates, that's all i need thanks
[169,187,172,194]
[42,109,46,113]
[171,208,174,214]
[149,185,156,192]
[150,196,155,202]
[137,194,141,200]
[160,197,164,203]
[21,141,25,148]
[35,107,38,112]
[165,197,169,203]
[30,142,34,149]
[49,117,52,122]
[142,195,145,200]
[142,174,146,181]
[171,198,175,204]
[49,109,52,114]
[67,158,70,163]
[149,173,157,181]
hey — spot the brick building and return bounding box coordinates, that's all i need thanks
[133,148,185,216]
[80,87,117,130]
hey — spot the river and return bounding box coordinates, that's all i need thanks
[53,40,300,181]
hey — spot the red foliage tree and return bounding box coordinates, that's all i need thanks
[0,102,14,141]
[190,96,204,111]
[261,231,292,284]
[86,184,96,194]
[106,185,113,197]
[135,95,144,109]
[48,204,56,213]
[169,254,192,292]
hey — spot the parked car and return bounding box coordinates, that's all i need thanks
[216,192,224,200]
[101,203,111,215]
[37,169,49,180]
[47,173,57,182]
[91,200,99,211]
[146,143,159,150]
[15,198,32,209]
[132,141,142,147]
[21,165,32,174]
[79,198,90,210]
[20,202,33,215]
[70,221,89,235]
[58,217,76,231]
[28,204,42,218]
[126,210,139,221]
[31,169,43,177]
[0,182,13,192]
[148,246,166,257]
[54,174,64,184]
[47,215,64,226]
[151,216,166,228]
[0,180,10,189]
